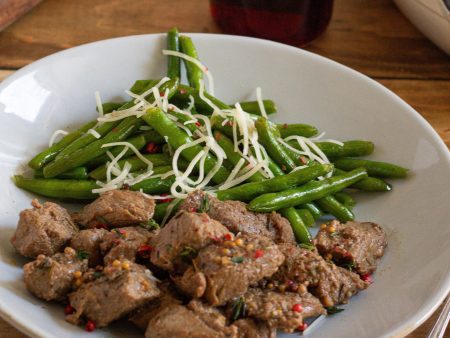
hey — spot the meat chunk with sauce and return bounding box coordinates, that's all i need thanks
[100,226,156,265]
[70,228,109,267]
[66,261,160,327]
[314,220,388,276]
[178,233,284,306]
[11,199,78,258]
[180,190,295,244]
[242,288,325,333]
[272,244,368,307]
[145,300,238,338]
[129,283,182,331]
[76,190,155,228]
[150,211,229,272]
[23,247,88,301]
[233,319,276,338]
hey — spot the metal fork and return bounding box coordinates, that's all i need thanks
[428,295,450,338]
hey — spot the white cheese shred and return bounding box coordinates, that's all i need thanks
[48,130,69,147]
[255,87,268,119]
[87,129,101,139]
[162,50,214,95]
[95,91,104,117]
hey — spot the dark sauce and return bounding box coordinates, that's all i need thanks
[210,0,334,46]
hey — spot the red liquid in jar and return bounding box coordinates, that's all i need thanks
[210,0,334,46]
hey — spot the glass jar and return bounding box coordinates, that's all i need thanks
[210,0,334,46]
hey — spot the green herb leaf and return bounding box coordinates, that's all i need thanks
[330,231,340,238]
[180,246,198,262]
[325,306,345,315]
[76,250,90,260]
[93,271,103,279]
[231,297,246,321]
[342,261,355,271]
[231,256,244,264]
[199,194,210,213]
[139,219,160,231]
[299,243,315,251]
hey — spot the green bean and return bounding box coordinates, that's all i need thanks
[296,208,315,227]
[301,202,322,220]
[248,168,368,212]
[100,102,127,114]
[85,134,147,168]
[130,175,176,195]
[167,27,181,79]
[88,154,173,180]
[334,158,408,178]
[286,140,375,159]
[217,163,333,201]
[141,130,166,144]
[43,117,140,178]
[153,200,182,224]
[316,195,354,222]
[213,131,266,183]
[172,84,229,114]
[57,79,173,160]
[128,79,160,96]
[255,117,296,172]
[333,191,356,210]
[13,175,98,200]
[34,167,88,180]
[333,168,391,192]
[143,107,230,184]
[28,120,97,170]
[56,121,119,159]
[179,35,202,89]
[237,100,277,115]
[280,207,312,244]
[278,123,318,138]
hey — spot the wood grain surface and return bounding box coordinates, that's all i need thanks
[0,0,449,337]
[0,0,43,31]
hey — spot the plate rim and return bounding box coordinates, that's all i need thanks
[0,32,449,338]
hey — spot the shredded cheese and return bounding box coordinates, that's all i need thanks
[95,91,104,117]
[48,130,69,147]
[255,87,268,119]
[162,50,214,95]
[87,129,101,139]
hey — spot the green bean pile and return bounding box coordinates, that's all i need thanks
[13,28,409,244]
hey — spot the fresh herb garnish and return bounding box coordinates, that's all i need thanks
[325,306,345,315]
[76,250,90,260]
[93,271,103,279]
[299,243,315,251]
[180,246,198,262]
[139,219,160,231]
[330,231,340,238]
[342,261,356,271]
[231,296,246,321]
[231,256,244,264]
[198,194,210,213]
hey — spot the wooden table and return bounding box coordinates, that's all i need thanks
[0,0,449,337]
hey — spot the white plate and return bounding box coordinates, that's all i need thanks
[0,34,449,338]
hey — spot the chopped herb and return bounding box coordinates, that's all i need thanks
[93,271,103,279]
[95,216,110,226]
[325,306,345,315]
[231,256,244,264]
[113,228,126,238]
[139,219,160,231]
[180,246,197,262]
[231,297,247,321]
[330,231,340,238]
[299,243,315,251]
[76,250,90,260]
[165,244,173,252]
[342,261,356,271]
[198,194,210,213]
